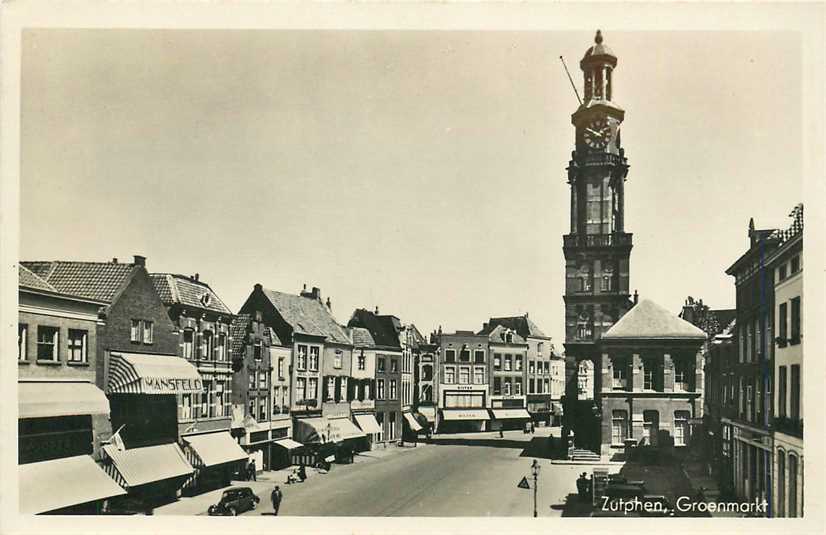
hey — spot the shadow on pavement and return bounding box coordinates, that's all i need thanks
[554,493,593,517]
[429,436,528,450]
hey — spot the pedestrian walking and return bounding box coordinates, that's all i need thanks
[270,485,283,516]
[248,459,257,481]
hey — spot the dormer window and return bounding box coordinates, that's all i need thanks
[199,293,211,307]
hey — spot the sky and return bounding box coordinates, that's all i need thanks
[20,29,803,344]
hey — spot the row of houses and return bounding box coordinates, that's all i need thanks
[16,255,564,515]
[685,203,804,517]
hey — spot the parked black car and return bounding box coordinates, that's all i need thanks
[207,487,260,516]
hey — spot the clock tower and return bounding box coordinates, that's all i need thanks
[562,30,634,452]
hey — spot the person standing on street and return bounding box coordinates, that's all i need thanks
[271,485,283,516]
[249,459,257,481]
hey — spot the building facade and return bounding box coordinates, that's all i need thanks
[561,31,635,452]
[599,300,706,459]
[484,325,530,431]
[436,332,490,433]
[767,204,803,517]
[724,218,781,510]
[348,326,382,449]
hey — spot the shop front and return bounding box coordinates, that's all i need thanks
[416,405,437,434]
[438,409,490,433]
[527,394,553,426]
[353,411,382,451]
[181,431,248,495]
[293,415,366,466]
[18,454,126,515]
[402,411,427,442]
[238,417,294,471]
[101,442,195,510]
[490,395,530,431]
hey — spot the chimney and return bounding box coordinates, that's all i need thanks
[112,257,118,264]
[633,290,639,305]
[133,255,146,267]
[374,305,380,315]
[311,287,321,301]
[482,322,488,332]
[325,297,332,310]
[193,273,200,282]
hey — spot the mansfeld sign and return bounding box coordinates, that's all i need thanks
[142,376,203,394]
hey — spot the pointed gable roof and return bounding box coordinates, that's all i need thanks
[347,309,403,350]
[262,289,351,345]
[149,273,232,315]
[603,299,707,340]
[480,315,549,339]
[486,324,527,344]
[20,260,137,303]
[18,265,58,293]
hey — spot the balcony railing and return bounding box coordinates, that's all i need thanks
[564,233,633,249]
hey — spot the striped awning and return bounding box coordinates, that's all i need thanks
[491,409,532,420]
[404,412,423,431]
[19,455,126,514]
[183,432,248,467]
[107,352,203,395]
[294,417,366,444]
[102,443,194,488]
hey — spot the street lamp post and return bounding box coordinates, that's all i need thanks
[531,459,540,518]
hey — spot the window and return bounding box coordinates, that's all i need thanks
[143,321,154,344]
[37,326,59,361]
[790,297,801,344]
[790,255,800,274]
[377,357,386,372]
[790,365,800,421]
[674,411,690,446]
[537,342,544,355]
[514,378,522,395]
[377,379,385,400]
[130,320,141,342]
[643,410,659,446]
[297,345,307,370]
[643,359,655,390]
[391,359,398,373]
[778,366,787,417]
[778,302,788,345]
[503,378,512,395]
[389,412,397,440]
[376,412,384,442]
[259,397,267,421]
[788,454,798,517]
[183,329,194,359]
[544,378,550,394]
[216,333,226,360]
[494,354,501,371]
[493,376,501,395]
[326,377,336,401]
[357,353,365,371]
[307,378,318,400]
[248,399,255,419]
[334,351,342,369]
[254,340,262,360]
[612,359,627,389]
[577,322,592,340]
[309,346,320,371]
[777,453,786,517]
[504,355,512,371]
[249,372,255,390]
[528,360,535,374]
[515,355,523,371]
[180,393,192,420]
[296,377,306,402]
[390,379,397,399]
[474,350,485,363]
[445,350,455,363]
[459,367,470,385]
[473,366,484,385]
[340,377,347,401]
[529,378,535,394]
[67,329,88,363]
[201,330,213,359]
[674,360,688,392]
[259,371,267,389]
[601,274,613,292]
[444,366,455,384]
[611,410,628,445]
[216,383,225,416]
[18,324,27,361]
[459,349,470,362]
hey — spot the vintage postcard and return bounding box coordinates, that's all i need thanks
[1,2,824,534]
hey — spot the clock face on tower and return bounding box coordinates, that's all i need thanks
[582,117,612,149]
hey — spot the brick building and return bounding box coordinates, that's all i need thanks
[17,265,125,514]
[598,299,706,459]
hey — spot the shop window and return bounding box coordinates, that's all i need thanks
[37,326,59,361]
[67,329,88,363]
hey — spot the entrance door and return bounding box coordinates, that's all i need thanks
[643,411,659,446]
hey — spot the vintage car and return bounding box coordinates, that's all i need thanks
[207,487,260,516]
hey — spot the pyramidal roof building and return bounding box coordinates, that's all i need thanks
[602,299,707,341]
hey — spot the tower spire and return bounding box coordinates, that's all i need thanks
[595,29,603,44]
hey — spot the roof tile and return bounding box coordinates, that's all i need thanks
[20,261,135,303]
[603,299,707,340]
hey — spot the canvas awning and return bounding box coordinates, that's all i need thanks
[183,432,248,467]
[272,438,304,450]
[102,443,194,488]
[294,417,366,444]
[440,409,490,421]
[417,406,437,423]
[491,409,532,420]
[353,413,382,434]
[18,455,126,514]
[552,403,564,416]
[107,352,203,395]
[18,381,110,419]
[404,412,423,431]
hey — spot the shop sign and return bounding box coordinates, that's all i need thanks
[451,384,485,391]
[143,376,202,393]
[322,402,350,419]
